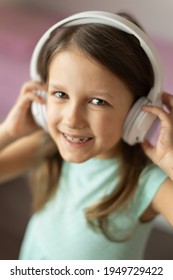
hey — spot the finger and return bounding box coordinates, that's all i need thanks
[142,105,171,127]
[141,140,156,161]
[18,84,47,106]
[20,81,47,97]
[17,92,46,112]
[162,93,173,112]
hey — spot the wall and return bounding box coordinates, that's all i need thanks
[0,0,172,99]
[1,0,173,42]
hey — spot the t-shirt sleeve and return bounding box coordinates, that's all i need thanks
[131,164,168,219]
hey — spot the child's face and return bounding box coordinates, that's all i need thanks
[47,48,134,163]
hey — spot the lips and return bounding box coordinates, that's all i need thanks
[63,133,93,144]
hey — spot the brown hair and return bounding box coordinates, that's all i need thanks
[31,13,153,240]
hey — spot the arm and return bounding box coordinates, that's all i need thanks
[0,130,57,183]
[142,93,173,180]
[0,81,57,183]
[0,123,14,151]
[150,178,173,227]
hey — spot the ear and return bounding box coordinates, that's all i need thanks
[122,97,157,145]
[31,90,48,131]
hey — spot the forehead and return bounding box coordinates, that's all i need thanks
[48,48,127,89]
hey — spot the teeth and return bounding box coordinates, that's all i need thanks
[64,134,90,143]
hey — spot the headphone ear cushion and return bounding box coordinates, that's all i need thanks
[122,97,157,145]
[31,90,48,131]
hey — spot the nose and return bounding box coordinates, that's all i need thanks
[63,101,87,129]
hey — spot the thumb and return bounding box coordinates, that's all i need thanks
[17,92,45,112]
[141,140,156,161]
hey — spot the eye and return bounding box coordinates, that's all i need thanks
[91,98,109,106]
[54,92,68,99]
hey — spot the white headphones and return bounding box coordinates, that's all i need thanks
[30,11,163,145]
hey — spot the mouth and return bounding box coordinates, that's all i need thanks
[62,133,93,144]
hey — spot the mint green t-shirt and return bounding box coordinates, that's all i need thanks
[19,157,167,260]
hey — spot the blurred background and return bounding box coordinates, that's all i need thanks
[0,0,173,259]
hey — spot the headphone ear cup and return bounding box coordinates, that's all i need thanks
[31,90,48,131]
[122,97,157,145]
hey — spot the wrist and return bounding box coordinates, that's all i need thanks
[159,152,173,181]
[0,123,18,150]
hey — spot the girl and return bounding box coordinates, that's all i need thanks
[0,12,173,259]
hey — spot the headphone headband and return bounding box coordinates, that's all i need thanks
[30,11,162,103]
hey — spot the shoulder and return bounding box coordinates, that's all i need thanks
[138,163,168,195]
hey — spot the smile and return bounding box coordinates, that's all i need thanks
[63,133,93,144]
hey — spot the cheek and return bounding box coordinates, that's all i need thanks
[97,112,125,135]
[47,111,54,128]
[46,102,59,130]
[47,98,57,119]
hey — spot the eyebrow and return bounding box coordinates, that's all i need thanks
[48,83,66,91]
[48,82,117,101]
[88,90,118,102]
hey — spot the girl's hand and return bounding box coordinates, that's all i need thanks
[2,81,47,141]
[142,93,173,172]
